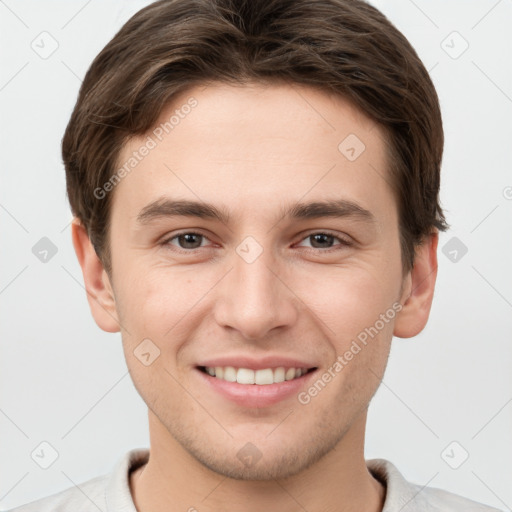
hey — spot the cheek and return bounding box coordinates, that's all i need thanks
[301,272,397,412]
[298,262,401,344]
[115,269,192,401]
[115,264,217,345]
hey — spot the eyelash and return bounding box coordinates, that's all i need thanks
[161,230,353,254]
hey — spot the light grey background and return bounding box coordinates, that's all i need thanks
[1,0,511,509]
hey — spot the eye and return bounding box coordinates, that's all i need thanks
[296,232,352,250]
[161,230,352,253]
[165,232,211,250]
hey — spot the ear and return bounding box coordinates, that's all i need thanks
[71,218,120,333]
[393,231,439,338]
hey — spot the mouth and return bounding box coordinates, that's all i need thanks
[194,356,319,407]
[197,365,317,385]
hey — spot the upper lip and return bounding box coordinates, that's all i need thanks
[197,355,318,371]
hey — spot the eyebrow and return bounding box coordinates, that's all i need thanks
[137,198,231,225]
[136,197,376,226]
[285,199,375,224]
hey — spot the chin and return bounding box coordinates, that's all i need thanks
[170,420,345,481]
[189,444,325,481]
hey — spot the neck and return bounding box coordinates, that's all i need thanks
[130,409,385,512]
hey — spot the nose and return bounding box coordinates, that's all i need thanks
[213,248,299,341]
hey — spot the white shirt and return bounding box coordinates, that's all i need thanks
[8,448,502,511]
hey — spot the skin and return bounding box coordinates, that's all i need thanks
[72,81,438,512]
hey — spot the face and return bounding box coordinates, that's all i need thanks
[85,82,422,480]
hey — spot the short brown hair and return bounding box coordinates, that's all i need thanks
[62,0,448,275]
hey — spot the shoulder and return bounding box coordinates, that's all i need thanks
[419,485,503,512]
[7,448,149,512]
[6,474,109,512]
[366,458,504,512]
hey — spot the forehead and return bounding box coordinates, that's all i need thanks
[113,81,395,226]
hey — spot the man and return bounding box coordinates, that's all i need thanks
[10,0,503,510]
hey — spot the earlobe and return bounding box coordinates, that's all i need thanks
[393,231,439,339]
[71,218,121,333]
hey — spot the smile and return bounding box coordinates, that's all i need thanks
[198,366,315,385]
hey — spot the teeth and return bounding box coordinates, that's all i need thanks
[223,366,237,382]
[285,368,296,380]
[273,367,285,383]
[255,368,273,385]
[237,368,255,384]
[203,366,310,385]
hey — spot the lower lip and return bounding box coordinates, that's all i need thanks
[195,368,317,408]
